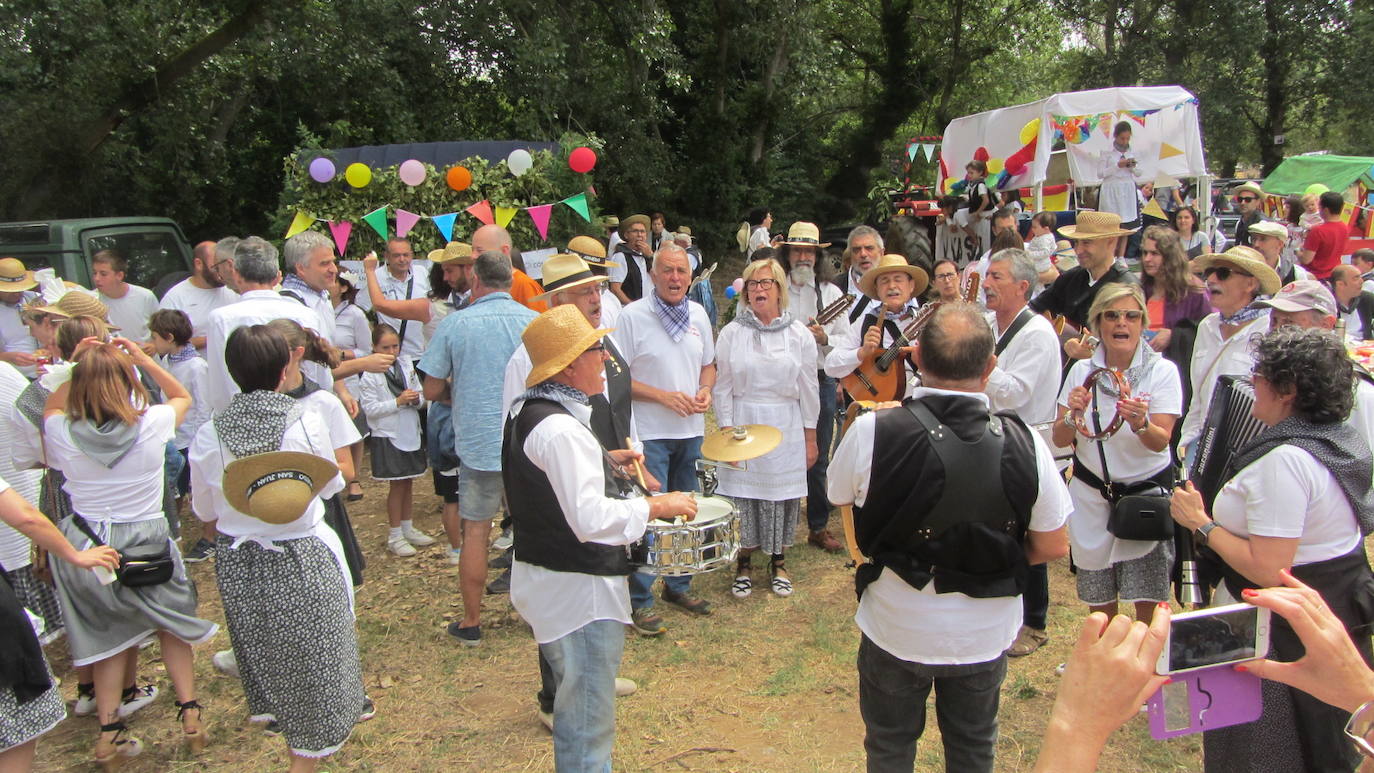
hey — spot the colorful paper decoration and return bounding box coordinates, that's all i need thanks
[465,200,495,226]
[526,204,554,241]
[906,144,918,162]
[446,166,472,191]
[308,158,335,183]
[561,193,590,222]
[344,163,372,188]
[398,160,426,187]
[506,149,532,177]
[361,206,389,241]
[395,209,421,238]
[328,221,353,256]
[494,205,517,229]
[431,212,458,241]
[921,143,936,161]
[1158,142,1184,160]
[285,211,316,239]
[568,147,597,174]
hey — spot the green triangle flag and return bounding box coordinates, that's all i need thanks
[561,192,591,222]
[362,206,389,241]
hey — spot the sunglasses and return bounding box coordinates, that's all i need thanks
[1203,266,1251,281]
[1236,196,1258,203]
[1100,309,1144,322]
[586,344,606,354]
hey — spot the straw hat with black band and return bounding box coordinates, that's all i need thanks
[223,451,340,525]
[427,241,475,265]
[857,254,929,298]
[523,304,612,388]
[1233,181,1265,199]
[533,254,609,301]
[1194,246,1282,296]
[0,258,37,293]
[779,222,831,248]
[567,235,613,267]
[1057,211,1138,241]
[32,291,119,331]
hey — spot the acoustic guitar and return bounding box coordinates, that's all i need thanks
[841,301,941,401]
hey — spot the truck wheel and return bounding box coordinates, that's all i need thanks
[886,216,933,274]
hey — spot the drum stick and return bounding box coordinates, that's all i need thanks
[625,437,649,492]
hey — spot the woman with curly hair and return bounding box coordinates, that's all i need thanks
[1139,226,1212,354]
[1171,326,1374,772]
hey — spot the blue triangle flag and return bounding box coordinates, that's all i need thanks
[432,212,458,241]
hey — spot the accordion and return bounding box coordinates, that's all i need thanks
[1187,375,1266,508]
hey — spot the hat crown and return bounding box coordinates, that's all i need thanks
[1069,212,1124,238]
[522,304,607,388]
[567,235,607,259]
[786,222,821,242]
[51,290,110,320]
[429,241,473,264]
[0,258,27,279]
[540,253,595,286]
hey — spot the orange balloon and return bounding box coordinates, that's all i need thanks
[446,166,472,192]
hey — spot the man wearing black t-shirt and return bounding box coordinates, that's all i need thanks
[1028,212,1139,359]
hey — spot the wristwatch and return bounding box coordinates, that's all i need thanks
[1195,521,1219,546]
[1346,699,1374,758]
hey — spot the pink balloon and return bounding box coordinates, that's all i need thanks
[731,277,744,293]
[308,157,335,183]
[398,159,426,186]
[569,146,597,174]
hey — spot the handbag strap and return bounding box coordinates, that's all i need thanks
[70,514,105,547]
[395,276,414,344]
[1090,379,1115,497]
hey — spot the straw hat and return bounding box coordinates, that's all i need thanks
[426,241,474,265]
[780,222,831,248]
[0,258,37,292]
[1194,246,1281,296]
[32,290,117,329]
[1058,212,1137,240]
[567,235,612,267]
[1233,181,1265,198]
[858,254,930,298]
[620,214,650,232]
[223,451,339,525]
[599,215,620,229]
[523,304,612,388]
[532,254,608,301]
[676,225,693,239]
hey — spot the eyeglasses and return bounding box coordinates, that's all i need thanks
[1236,196,1258,203]
[934,273,958,281]
[1203,266,1251,281]
[585,344,606,354]
[744,279,778,290]
[1100,309,1144,322]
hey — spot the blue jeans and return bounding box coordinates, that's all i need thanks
[541,619,623,773]
[807,372,837,532]
[858,635,1006,773]
[629,437,701,608]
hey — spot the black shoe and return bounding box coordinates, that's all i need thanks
[490,549,513,569]
[447,621,481,647]
[183,538,215,563]
[486,568,511,595]
[262,720,281,737]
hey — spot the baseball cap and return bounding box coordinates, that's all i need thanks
[1254,279,1337,317]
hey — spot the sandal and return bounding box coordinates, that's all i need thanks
[731,575,753,598]
[94,721,143,771]
[770,557,794,597]
[176,699,207,753]
[346,481,364,502]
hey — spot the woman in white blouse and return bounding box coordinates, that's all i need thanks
[1053,283,1182,624]
[1171,326,1374,772]
[712,259,818,598]
[330,273,372,501]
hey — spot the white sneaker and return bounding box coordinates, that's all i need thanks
[492,529,513,551]
[117,684,159,718]
[388,538,417,557]
[212,649,240,678]
[403,528,436,547]
[446,548,462,566]
[74,689,97,716]
[614,678,637,697]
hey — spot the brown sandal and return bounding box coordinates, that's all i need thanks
[94,721,143,771]
[176,700,208,753]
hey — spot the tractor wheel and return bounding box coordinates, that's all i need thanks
[886,215,933,274]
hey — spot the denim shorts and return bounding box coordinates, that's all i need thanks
[458,464,503,521]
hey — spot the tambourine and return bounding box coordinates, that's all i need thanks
[1072,367,1130,439]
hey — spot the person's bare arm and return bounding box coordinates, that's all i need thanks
[423,374,449,403]
[1025,525,1069,565]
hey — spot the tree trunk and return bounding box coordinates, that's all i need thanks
[1257,0,1289,175]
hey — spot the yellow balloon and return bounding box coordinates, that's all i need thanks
[345,163,372,188]
[1019,118,1041,146]
[986,158,1005,175]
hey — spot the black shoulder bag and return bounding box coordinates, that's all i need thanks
[1083,381,1175,541]
[72,516,175,587]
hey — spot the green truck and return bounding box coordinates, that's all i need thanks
[0,217,194,297]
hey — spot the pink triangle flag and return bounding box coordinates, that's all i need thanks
[525,204,554,241]
[328,221,353,256]
[395,209,421,238]
[494,205,518,229]
[465,200,495,226]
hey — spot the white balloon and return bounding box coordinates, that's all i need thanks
[507,149,533,177]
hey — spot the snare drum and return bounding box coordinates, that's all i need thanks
[631,495,740,576]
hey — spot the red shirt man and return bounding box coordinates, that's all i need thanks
[1301,191,1349,280]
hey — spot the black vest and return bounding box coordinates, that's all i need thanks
[589,338,632,452]
[502,399,632,576]
[854,394,1038,600]
[615,244,650,302]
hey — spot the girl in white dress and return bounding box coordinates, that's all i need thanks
[1098,121,1144,256]
[356,325,429,557]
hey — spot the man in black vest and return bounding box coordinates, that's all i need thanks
[828,303,1071,772]
[823,254,929,402]
[504,305,696,771]
[610,214,653,305]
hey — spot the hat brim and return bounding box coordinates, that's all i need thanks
[1057,224,1138,240]
[0,274,37,292]
[532,273,609,302]
[224,451,339,524]
[32,305,119,330]
[857,263,930,299]
[1193,253,1282,296]
[525,326,613,388]
[1252,296,1324,314]
[780,239,832,248]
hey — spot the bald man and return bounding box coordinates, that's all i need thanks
[1330,264,1374,340]
[471,224,548,312]
[159,240,241,350]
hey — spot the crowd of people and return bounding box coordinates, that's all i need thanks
[0,181,1372,772]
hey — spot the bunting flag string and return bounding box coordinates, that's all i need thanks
[906,143,918,162]
[525,204,554,241]
[494,205,518,229]
[431,212,458,241]
[465,199,495,226]
[561,192,590,222]
[328,221,353,257]
[395,209,421,238]
[361,206,389,241]
[921,143,936,161]
[285,211,316,239]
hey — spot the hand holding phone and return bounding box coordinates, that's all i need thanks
[1157,602,1270,675]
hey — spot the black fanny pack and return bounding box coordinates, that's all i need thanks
[1073,457,1176,542]
[72,516,175,588]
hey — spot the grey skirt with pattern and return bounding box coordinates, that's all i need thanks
[214,534,364,758]
[736,497,801,556]
[0,668,63,753]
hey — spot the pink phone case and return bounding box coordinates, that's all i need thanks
[1147,665,1262,739]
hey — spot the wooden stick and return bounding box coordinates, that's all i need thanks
[625,436,649,492]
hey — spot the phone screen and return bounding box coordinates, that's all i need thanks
[1169,606,1259,672]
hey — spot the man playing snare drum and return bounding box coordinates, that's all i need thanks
[503,305,696,772]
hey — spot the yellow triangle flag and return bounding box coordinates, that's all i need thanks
[1158,143,1183,160]
[1142,199,1167,221]
[285,211,316,239]
[495,206,518,229]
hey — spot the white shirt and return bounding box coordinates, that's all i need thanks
[827,388,1072,664]
[100,284,159,342]
[299,388,362,451]
[365,267,430,358]
[787,279,845,362]
[1213,445,1362,566]
[612,298,715,441]
[158,280,240,345]
[45,404,175,523]
[600,289,622,329]
[332,302,371,359]
[0,293,38,355]
[281,280,337,343]
[509,398,650,644]
[1351,379,1374,452]
[986,309,1061,425]
[164,354,211,450]
[823,302,921,394]
[205,290,326,411]
[1179,312,1270,450]
[0,363,40,571]
[358,356,425,451]
[1343,306,1366,341]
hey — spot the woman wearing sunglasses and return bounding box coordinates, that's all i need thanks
[1177,248,1282,465]
[1053,283,1183,623]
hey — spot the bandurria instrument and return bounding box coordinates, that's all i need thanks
[1071,367,1129,439]
[842,301,942,401]
[810,294,855,327]
[962,269,980,303]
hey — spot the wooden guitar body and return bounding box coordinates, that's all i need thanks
[841,352,905,402]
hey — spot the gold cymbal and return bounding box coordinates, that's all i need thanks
[701,424,782,463]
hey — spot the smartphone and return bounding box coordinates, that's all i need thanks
[1157,603,1270,675]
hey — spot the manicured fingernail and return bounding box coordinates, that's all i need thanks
[1235,664,1248,672]
[1157,602,1170,609]
[1241,588,1258,598]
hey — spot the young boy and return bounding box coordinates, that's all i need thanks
[148,309,210,502]
[1025,211,1062,291]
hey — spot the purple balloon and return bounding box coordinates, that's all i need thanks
[308,157,335,183]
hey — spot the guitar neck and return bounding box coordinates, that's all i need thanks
[814,294,854,326]
[875,304,937,368]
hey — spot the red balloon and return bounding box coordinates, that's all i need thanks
[973,146,990,162]
[569,147,597,174]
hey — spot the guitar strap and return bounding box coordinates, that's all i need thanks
[994,308,1034,356]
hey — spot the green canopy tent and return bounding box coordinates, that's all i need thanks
[1261,155,1374,196]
